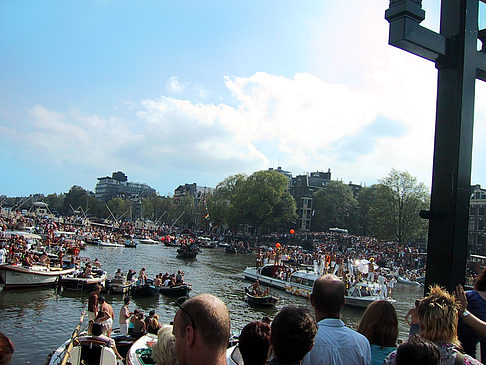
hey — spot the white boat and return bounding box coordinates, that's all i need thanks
[48,335,123,365]
[0,264,75,288]
[107,277,133,294]
[138,238,159,245]
[126,333,157,365]
[226,345,243,365]
[244,264,395,308]
[395,275,421,286]
[97,240,124,248]
[60,272,107,291]
[242,264,289,290]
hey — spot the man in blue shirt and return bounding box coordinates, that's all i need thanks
[303,274,372,365]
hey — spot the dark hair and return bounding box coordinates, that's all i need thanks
[357,300,398,347]
[311,275,345,316]
[474,265,486,291]
[91,323,103,336]
[0,332,14,365]
[238,321,271,365]
[123,296,131,304]
[99,296,105,303]
[271,306,317,362]
[396,335,440,365]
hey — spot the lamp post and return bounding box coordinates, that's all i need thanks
[385,0,486,293]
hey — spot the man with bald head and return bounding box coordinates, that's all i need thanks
[172,293,231,365]
[302,274,371,365]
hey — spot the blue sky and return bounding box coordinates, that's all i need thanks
[1,0,486,197]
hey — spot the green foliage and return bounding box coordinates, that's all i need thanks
[312,181,358,231]
[369,169,429,244]
[106,198,128,220]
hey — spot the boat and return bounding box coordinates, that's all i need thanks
[130,280,159,298]
[60,271,107,291]
[244,287,278,308]
[138,238,159,245]
[226,345,243,365]
[0,264,75,288]
[244,264,395,308]
[106,277,134,294]
[123,239,137,248]
[97,240,124,248]
[159,284,191,297]
[163,240,180,247]
[176,245,200,259]
[48,336,123,365]
[126,333,157,365]
[395,275,421,286]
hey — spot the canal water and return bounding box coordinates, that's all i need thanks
[0,244,423,364]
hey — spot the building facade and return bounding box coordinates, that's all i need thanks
[173,183,214,206]
[469,184,486,255]
[95,171,156,202]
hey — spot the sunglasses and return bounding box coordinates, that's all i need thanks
[175,296,196,330]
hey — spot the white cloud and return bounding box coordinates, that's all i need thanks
[166,76,185,93]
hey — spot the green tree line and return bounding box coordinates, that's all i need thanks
[2,169,429,243]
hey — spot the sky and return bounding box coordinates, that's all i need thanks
[1,0,486,197]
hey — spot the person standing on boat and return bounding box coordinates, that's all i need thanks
[118,296,132,336]
[87,284,102,322]
[405,300,420,336]
[0,244,6,265]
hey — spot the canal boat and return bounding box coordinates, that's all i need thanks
[242,264,290,290]
[176,245,199,259]
[159,283,191,297]
[126,333,157,365]
[130,281,159,298]
[60,271,107,291]
[97,240,124,248]
[0,264,75,288]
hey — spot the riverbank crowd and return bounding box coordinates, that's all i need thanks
[0,209,485,364]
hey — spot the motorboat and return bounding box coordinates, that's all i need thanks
[130,280,159,298]
[60,271,107,291]
[226,345,243,365]
[395,275,421,286]
[126,333,157,365]
[138,238,159,245]
[345,281,396,308]
[48,336,123,365]
[124,239,137,248]
[176,245,199,259]
[97,240,124,248]
[159,284,191,297]
[0,264,75,288]
[106,277,134,294]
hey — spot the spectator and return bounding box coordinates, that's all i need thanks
[357,300,398,365]
[239,321,271,365]
[405,300,421,336]
[172,293,230,365]
[152,325,177,365]
[269,306,317,365]
[395,335,440,365]
[118,296,132,336]
[87,285,102,322]
[302,274,371,365]
[458,265,486,360]
[384,285,482,365]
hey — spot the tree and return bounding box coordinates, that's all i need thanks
[106,198,128,221]
[312,181,358,231]
[356,186,379,236]
[210,174,247,230]
[370,169,429,244]
[231,170,297,232]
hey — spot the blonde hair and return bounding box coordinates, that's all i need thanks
[418,285,461,346]
[151,324,178,365]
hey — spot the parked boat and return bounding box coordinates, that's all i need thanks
[163,240,180,247]
[244,287,278,308]
[126,333,157,365]
[138,238,159,245]
[123,239,137,248]
[159,284,191,297]
[60,271,107,291]
[97,240,124,248]
[0,264,75,288]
